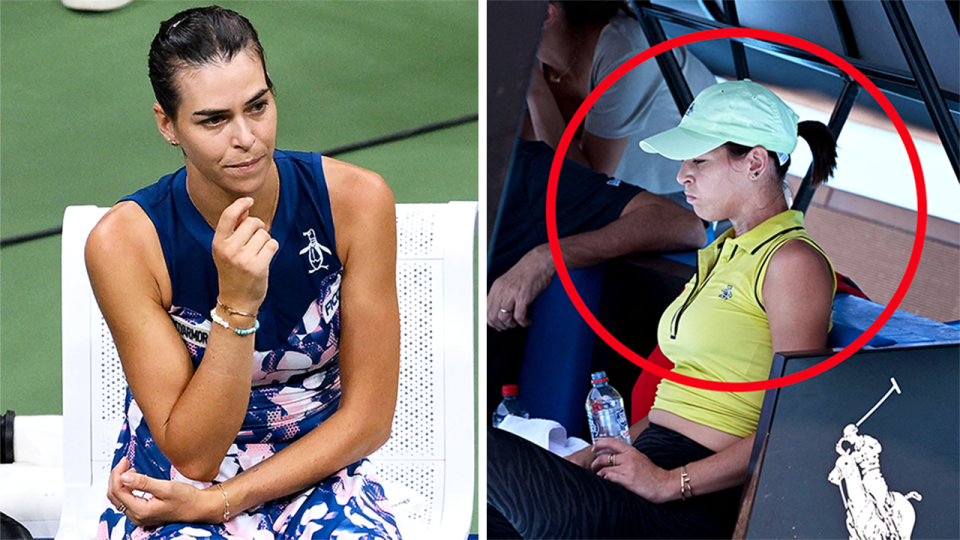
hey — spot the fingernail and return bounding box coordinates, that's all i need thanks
[121,472,135,483]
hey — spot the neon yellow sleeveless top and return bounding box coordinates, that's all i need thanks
[652,210,835,437]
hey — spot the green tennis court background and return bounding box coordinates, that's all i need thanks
[0,0,478,531]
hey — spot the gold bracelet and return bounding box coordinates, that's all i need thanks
[217,298,257,319]
[217,483,231,521]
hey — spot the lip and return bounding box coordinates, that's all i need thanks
[685,192,697,202]
[226,155,263,171]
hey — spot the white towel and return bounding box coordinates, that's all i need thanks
[497,416,591,457]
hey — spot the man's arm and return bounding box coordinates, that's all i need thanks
[526,64,630,176]
[488,191,705,330]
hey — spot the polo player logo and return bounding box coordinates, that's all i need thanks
[719,285,733,300]
[827,378,922,540]
[299,229,332,274]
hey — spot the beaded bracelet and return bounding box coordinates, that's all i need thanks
[210,307,260,336]
[217,483,231,521]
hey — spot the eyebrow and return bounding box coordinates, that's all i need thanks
[191,88,271,117]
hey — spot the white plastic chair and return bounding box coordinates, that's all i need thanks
[0,415,64,538]
[57,202,477,540]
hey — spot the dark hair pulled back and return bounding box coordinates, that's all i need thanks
[149,5,274,118]
[556,1,636,26]
[724,120,837,189]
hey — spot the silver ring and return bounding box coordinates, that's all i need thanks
[499,308,510,314]
[116,502,127,514]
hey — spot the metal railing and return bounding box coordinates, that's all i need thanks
[632,0,959,213]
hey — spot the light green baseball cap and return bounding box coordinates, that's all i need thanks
[639,79,799,162]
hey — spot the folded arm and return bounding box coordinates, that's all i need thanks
[87,197,276,483]
[488,191,705,330]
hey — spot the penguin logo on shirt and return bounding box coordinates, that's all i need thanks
[300,229,332,274]
[719,284,733,300]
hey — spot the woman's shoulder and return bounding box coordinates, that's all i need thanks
[275,150,390,202]
[87,201,159,264]
[85,200,169,304]
[771,235,829,261]
[320,157,396,262]
[750,214,835,309]
[761,236,836,307]
[767,238,833,282]
[321,156,394,216]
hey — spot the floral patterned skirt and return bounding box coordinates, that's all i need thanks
[98,458,402,540]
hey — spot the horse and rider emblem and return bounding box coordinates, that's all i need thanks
[300,229,333,274]
[828,378,922,540]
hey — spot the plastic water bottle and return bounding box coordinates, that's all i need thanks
[492,384,530,427]
[586,371,630,448]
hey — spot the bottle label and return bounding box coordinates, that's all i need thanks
[588,406,629,443]
[588,414,600,440]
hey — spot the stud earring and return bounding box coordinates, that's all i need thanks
[752,171,760,178]
[168,139,179,147]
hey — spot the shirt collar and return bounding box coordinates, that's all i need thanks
[710,209,806,256]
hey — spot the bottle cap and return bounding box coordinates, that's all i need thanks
[590,371,608,384]
[501,384,519,397]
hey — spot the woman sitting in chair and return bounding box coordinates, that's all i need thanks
[488,79,838,539]
[86,6,401,538]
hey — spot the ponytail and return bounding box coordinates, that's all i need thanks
[723,120,837,190]
[797,120,837,188]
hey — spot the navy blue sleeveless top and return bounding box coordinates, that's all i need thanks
[120,149,344,447]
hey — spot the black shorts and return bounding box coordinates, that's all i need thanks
[488,423,742,539]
